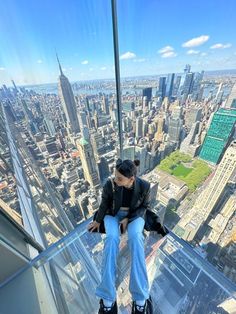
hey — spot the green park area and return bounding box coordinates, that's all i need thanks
[157,150,212,191]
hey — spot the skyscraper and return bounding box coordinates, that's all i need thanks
[192,71,204,100]
[178,141,236,241]
[85,96,91,114]
[90,131,106,158]
[11,80,18,94]
[180,121,201,157]
[142,96,148,112]
[168,116,183,143]
[101,95,110,115]
[173,75,181,96]
[97,157,110,184]
[142,87,152,102]
[182,72,194,102]
[184,64,191,73]
[57,55,80,134]
[77,137,100,188]
[179,64,191,95]
[184,107,202,130]
[199,108,236,164]
[135,117,143,139]
[78,110,88,130]
[21,99,34,121]
[44,115,56,136]
[154,115,165,142]
[165,73,175,99]
[225,82,236,109]
[158,77,166,99]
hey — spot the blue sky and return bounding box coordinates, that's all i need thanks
[0,0,236,85]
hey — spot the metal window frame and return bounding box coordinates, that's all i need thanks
[111,0,123,159]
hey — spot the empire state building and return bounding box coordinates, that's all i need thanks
[57,55,80,134]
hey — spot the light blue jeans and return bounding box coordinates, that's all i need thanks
[95,209,149,302]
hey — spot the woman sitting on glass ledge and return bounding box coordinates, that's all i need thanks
[88,159,153,314]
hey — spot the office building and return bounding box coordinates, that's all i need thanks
[158,77,166,99]
[165,73,175,99]
[77,137,100,188]
[57,56,80,134]
[225,82,236,109]
[142,87,152,102]
[179,141,236,241]
[199,109,236,164]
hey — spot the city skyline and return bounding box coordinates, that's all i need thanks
[0,0,236,85]
[1,32,236,309]
[1,2,236,312]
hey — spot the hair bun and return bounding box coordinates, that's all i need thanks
[116,158,122,167]
[133,159,140,167]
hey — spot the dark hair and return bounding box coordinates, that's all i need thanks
[115,159,140,178]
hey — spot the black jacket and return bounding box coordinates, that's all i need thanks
[95,176,150,223]
[94,177,168,236]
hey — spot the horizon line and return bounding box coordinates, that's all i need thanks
[2,68,236,88]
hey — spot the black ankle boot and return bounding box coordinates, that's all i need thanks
[98,299,118,314]
[131,301,147,314]
[131,296,153,314]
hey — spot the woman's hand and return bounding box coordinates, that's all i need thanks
[120,218,128,233]
[87,221,100,232]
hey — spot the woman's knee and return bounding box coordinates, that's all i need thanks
[104,215,120,240]
[106,233,120,243]
[106,227,120,240]
[128,217,145,240]
[128,231,144,242]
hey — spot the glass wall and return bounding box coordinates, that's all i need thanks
[1,221,236,313]
[0,0,236,310]
[0,0,119,249]
[117,0,236,284]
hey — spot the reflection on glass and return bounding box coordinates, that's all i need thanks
[0,0,236,309]
[117,0,236,286]
[1,221,235,313]
[0,0,119,249]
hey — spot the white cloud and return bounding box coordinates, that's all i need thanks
[100,67,107,70]
[0,67,5,71]
[158,46,177,58]
[182,35,209,48]
[81,60,89,65]
[62,68,67,72]
[187,49,200,55]
[161,51,177,58]
[201,52,207,56]
[69,67,73,70]
[120,51,136,60]
[89,67,93,71]
[210,43,232,49]
[133,58,146,62]
[158,46,174,54]
[37,59,43,64]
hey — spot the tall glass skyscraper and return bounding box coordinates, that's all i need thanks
[158,77,166,99]
[165,73,175,99]
[199,108,236,164]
